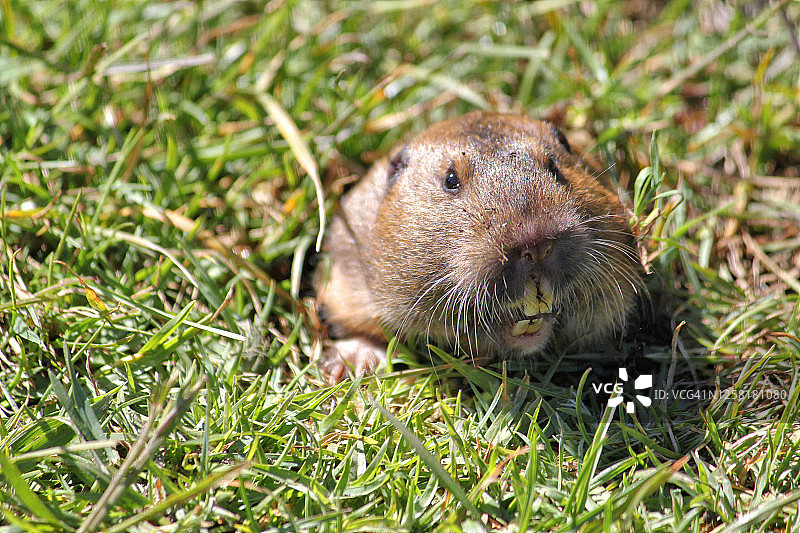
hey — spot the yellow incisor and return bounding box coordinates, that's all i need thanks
[511,279,553,337]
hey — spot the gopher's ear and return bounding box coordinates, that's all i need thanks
[387,147,408,188]
[552,126,571,154]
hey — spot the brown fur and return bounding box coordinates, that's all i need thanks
[316,111,644,381]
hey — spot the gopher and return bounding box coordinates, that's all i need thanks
[316,111,643,381]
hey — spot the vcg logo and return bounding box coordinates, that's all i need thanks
[591,368,653,414]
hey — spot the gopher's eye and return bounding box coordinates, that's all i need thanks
[443,166,460,192]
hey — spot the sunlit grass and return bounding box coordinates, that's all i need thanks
[1,0,799,531]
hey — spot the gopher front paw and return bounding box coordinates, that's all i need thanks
[321,338,387,383]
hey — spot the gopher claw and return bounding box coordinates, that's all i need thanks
[321,338,387,384]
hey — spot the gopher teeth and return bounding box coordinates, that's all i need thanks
[511,317,544,336]
[522,284,553,316]
[510,279,553,337]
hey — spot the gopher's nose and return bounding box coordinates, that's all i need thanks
[520,239,553,264]
[499,237,557,300]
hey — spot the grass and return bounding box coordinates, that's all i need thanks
[1,0,799,531]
